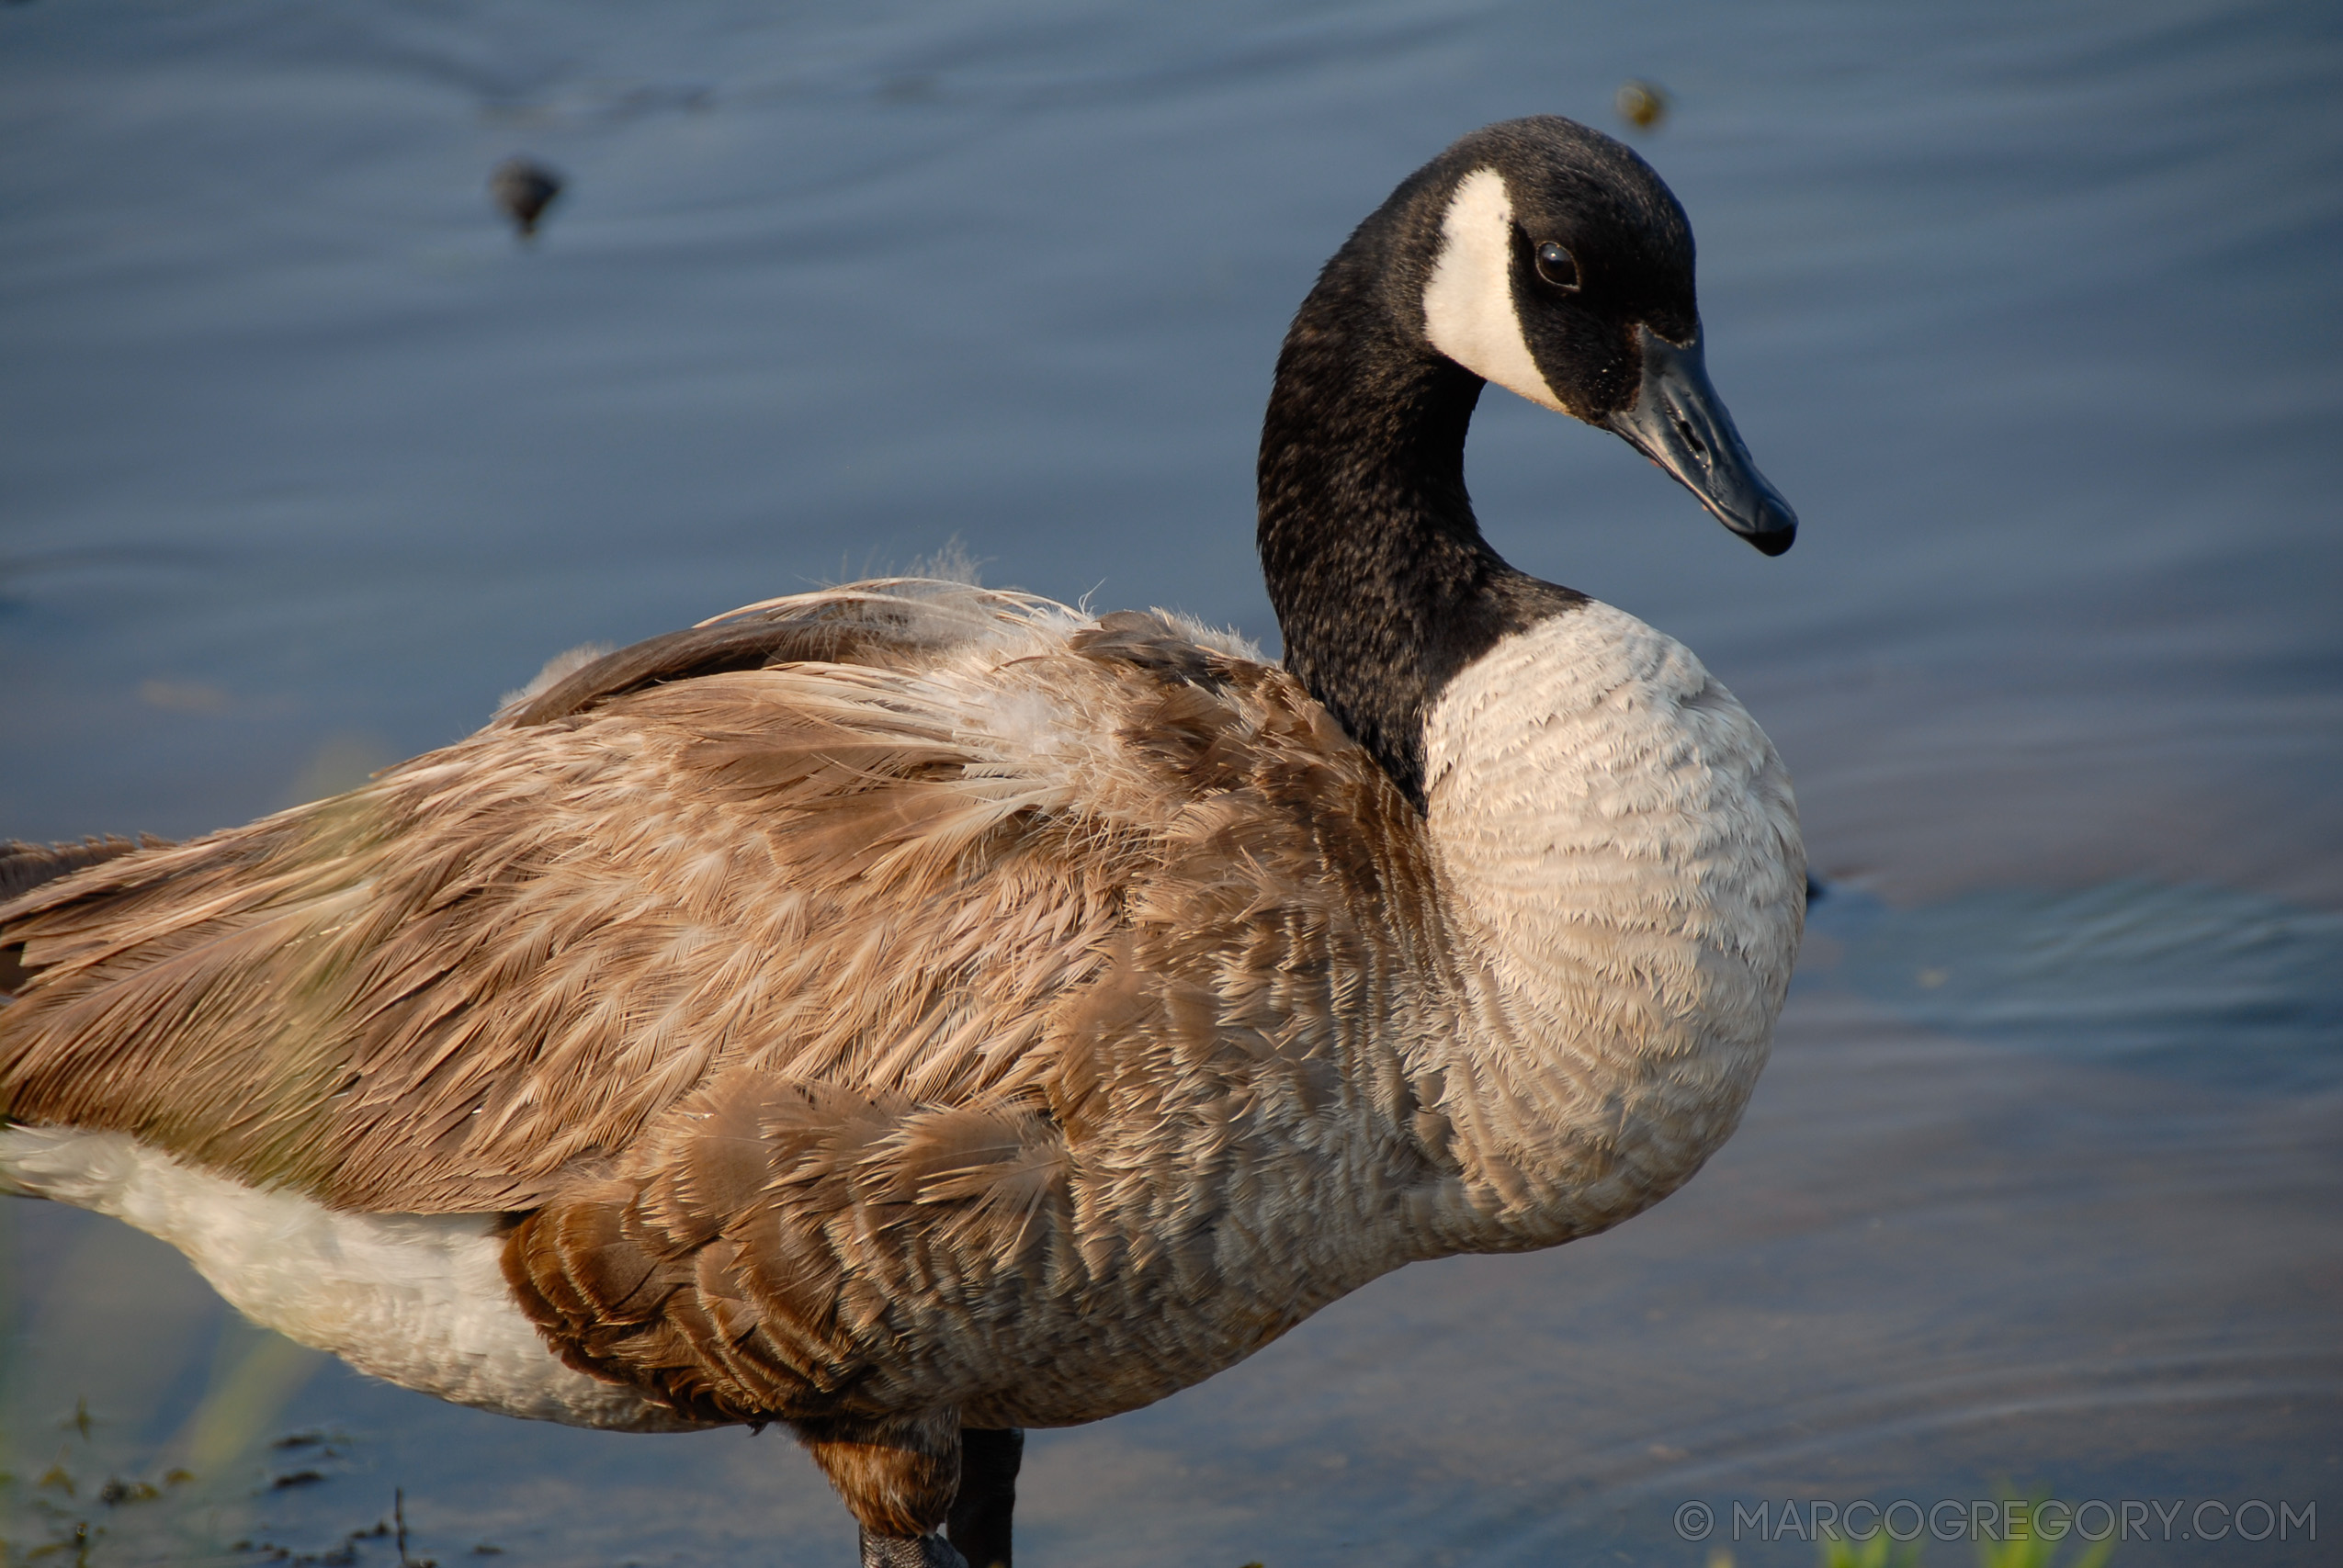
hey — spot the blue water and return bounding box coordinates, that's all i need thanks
[1814,881,2343,1089]
[3,1,2338,1564]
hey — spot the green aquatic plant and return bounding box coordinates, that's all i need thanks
[1964,1484,2118,1568]
[1818,1530,1922,1567]
[1969,1517,2115,1568]
[1794,1499,2117,1568]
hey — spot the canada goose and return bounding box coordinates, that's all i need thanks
[0,116,1803,1567]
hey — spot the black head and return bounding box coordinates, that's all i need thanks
[1409,117,1796,552]
[1257,117,1799,808]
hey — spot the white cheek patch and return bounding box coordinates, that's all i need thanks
[1421,168,1568,413]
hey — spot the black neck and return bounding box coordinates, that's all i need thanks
[1256,224,1584,809]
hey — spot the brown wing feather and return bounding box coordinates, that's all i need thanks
[0,836,160,907]
[499,620,1456,1427]
[498,580,1014,729]
[0,588,1449,1425]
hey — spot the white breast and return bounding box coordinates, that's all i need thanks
[1411,604,1803,1241]
[0,1125,696,1431]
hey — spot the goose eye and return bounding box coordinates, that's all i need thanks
[1534,241,1579,292]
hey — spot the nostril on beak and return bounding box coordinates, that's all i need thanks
[1673,415,1706,462]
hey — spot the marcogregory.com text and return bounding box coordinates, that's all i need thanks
[1671,1497,2315,1545]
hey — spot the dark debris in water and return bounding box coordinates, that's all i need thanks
[239,1519,408,1568]
[489,157,564,240]
[273,1430,333,1450]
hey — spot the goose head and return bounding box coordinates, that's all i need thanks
[1418,117,1797,554]
[1258,116,1799,806]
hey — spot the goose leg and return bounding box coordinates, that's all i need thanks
[794,1412,967,1568]
[946,1427,1024,1568]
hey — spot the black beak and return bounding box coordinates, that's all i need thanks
[1605,324,1797,556]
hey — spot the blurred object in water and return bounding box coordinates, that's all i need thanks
[1616,78,1669,130]
[489,156,563,239]
[139,676,230,715]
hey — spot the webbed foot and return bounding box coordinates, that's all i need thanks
[858,1527,968,1567]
